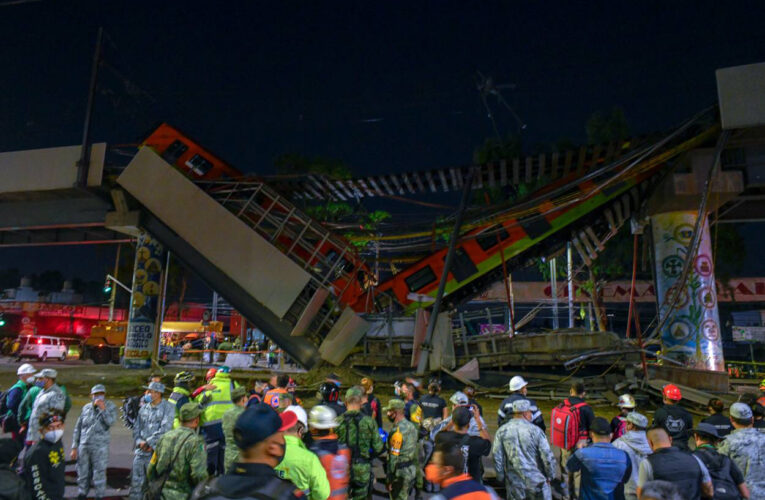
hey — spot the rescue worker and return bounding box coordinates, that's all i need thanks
[691,423,749,500]
[497,376,545,431]
[147,402,208,500]
[130,381,174,500]
[385,399,418,500]
[264,375,290,408]
[718,402,765,498]
[274,407,330,500]
[169,371,196,429]
[0,438,27,500]
[26,369,66,446]
[610,394,636,441]
[652,384,693,451]
[190,403,302,500]
[22,411,66,500]
[223,387,248,473]
[611,412,651,500]
[425,434,501,500]
[336,386,383,500]
[1,363,36,439]
[318,383,346,417]
[700,398,732,437]
[492,399,556,500]
[71,384,118,500]
[360,378,382,430]
[637,427,714,500]
[191,369,219,400]
[195,366,238,475]
[309,406,351,500]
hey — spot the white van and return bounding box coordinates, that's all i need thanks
[18,335,68,361]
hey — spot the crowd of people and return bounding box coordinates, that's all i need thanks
[1,363,765,500]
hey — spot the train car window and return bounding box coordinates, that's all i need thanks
[476,227,509,251]
[162,140,188,164]
[445,248,477,282]
[519,215,552,239]
[185,154,214,176]
[405,266,437,292]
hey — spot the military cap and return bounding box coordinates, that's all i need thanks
[691,422,721,439]
[143,381,166,393]
[345,386,364,400]
[90,384,106,394]
[625,411,648,429]
[35,368,57,379]
[383,399,406,412]
[230,387,247,402]
[512,399,531,413]
[730,402,753,420]
[179,402,203,422]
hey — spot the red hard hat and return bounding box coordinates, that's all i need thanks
[205,368,217,381]
[663,384,682,401]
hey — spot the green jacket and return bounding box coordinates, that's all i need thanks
[336,410,383,461]
[222,405,245,473]
[18,385,41,423]
[275,434,330,500]
[387,418,418,476]
[147,426,208,499]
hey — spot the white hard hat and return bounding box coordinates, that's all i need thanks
[308,405,338,429]
[285,405,308,428]
[17,363,36,376]
[509,375,528,392]
[449,391,469,406]
[617,394,636,409]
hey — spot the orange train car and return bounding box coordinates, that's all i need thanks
[141,123,374,312]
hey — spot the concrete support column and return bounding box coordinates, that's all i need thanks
[122,232,166,369]
[651,212,724,371]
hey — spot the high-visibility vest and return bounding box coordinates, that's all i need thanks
[197,373,237,426]
[311,436,351,500]
[264,388,287,408]
[168,386,190,429]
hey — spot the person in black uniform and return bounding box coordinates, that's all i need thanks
[191,404,302,500]
[22,411,65,500]
[652,384,694,451]
[317,382,345,417]
[420,382,448,420]
[700,398,732,437]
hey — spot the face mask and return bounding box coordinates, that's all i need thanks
[44,429,64,443]
[93,395,105,402]
[424,464,442,485]
[143,394,153,404]
[35,381,45,388]
[386,413,396,423]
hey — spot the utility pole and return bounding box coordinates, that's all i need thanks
[108,243,121,321]
[77,27,103,188]
[567,242,574,328]
[416,167,475,375]
[550,258,559,329]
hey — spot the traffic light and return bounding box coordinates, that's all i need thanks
[103,277,112,293]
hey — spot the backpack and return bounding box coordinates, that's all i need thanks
[121,395,142,429]
[551,399,588,450]
[693,448,740,500]
[142,432,193,500]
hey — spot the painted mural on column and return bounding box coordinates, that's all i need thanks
[651,212,724,371]
[122,233,164,368]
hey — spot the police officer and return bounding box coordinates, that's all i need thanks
[22,411,66,500]
[71,384,118,500]
[169,372,196,429]
[492,399,557,500]
[27,369,66,445]
[385,399,418,500]
[130,381,174,500]
[148,402,208,500]
[195,366,238,475]
[223,387,248,473]
[652,384,693,451]
[2,363,36,439]
[336,386,383,500]
[718,402,765,498]
[191,403,302,500]
[498,376,545,431]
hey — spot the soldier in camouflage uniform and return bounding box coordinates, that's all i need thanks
[718,402,765,498]
[148,402,208,500]
[130,381,175,500]
[27,369,66,444]
[337,386,384,500]
[385,399,418,500]
[71,384,118,500]
[493,400,557,500]
[222,387,248,473]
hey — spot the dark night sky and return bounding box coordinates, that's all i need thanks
[1,1,765,289]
